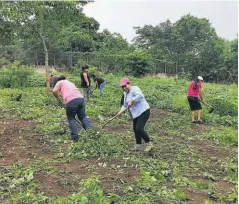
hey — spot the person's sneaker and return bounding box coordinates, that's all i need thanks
[144,142,153,153]
[130,144,143,152]
[196,120,203,124]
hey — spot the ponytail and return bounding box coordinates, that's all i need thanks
[193,78,200,90]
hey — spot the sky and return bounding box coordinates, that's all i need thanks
[83,0,238,43]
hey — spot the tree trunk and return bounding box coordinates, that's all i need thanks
[41,36,50,94]
[36,52,38,66]
[31,23,50,94]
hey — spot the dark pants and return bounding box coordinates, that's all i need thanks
[188,96,202,111]
[133,109,150,144]
[66,98,90,141]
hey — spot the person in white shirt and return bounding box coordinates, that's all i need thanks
[117,78,153,153]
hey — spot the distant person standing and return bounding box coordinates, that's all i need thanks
[187,76,205,124]
[80,65,91,101]
[91,74,106,97]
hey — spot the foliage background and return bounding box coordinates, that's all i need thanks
[0,2,237,82]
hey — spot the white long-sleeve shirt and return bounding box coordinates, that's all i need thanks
[121,86,150,119]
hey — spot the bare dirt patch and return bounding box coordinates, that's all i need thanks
[190,123,210,133]
[103,123,131,134]
[215,180,234,194]
[35,172,81,196]
[0,119,55,166]
[150,108,168,120]
[183,188,211,204]
[56,159,139,193]
[91,117,132,134]
[190,139,232,160]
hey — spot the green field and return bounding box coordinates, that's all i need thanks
[0,71,237,203]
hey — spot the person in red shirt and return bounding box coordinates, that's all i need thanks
[48,74,59,88]
[80,65,91,101]
[187,76,205,123]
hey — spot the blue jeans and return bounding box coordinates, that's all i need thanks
[66,98,90,141]
[99,81,106,97]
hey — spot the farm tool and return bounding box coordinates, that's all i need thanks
[96,107,128,136]
[202,101,215,113]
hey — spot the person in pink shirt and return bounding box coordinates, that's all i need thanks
[53,75,90,141]
[48,74,59,88]
[187,76,205,123]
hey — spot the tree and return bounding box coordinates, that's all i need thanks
[97,29,134,54]
[223,39,238,83]
[133,25,155,49]
[0,1,89,92]
[0,16,17,46]
[132,14,238,83]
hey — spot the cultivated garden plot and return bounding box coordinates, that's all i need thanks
[0,72,237,203]
[0,1,237,203]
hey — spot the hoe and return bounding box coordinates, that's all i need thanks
[96,107,128,136]
[203,101,214,113]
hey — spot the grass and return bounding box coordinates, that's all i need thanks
[0,71,237,203]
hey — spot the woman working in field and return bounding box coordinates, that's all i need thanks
[187,76,205,124]
[91,74,106,97]
[117,78,153,153]
[53,75,91,141]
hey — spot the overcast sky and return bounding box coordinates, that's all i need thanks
[83,0,238,43]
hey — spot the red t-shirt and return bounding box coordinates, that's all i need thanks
[187,81,202,97]
[49,76,56,84]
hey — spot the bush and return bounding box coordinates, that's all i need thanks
[0,58,11,68]
[27,73,46,87]
[124,51,151,77]
[202,126,237,146]
[0,61,35,88]
[177,68,192,80]
[205,84,238,117]
[0,60,46,88]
